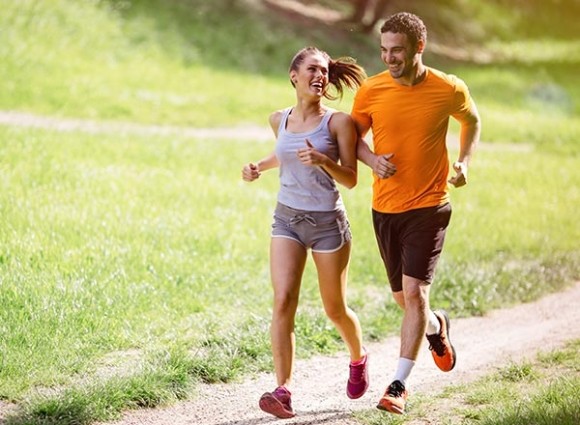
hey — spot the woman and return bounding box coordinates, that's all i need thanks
[242,46,368,419]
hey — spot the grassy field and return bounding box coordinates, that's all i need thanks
[1,124,578,424]
[0,0,579,424]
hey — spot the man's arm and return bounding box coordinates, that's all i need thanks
[449,101,481,187]
[355,121,397,179]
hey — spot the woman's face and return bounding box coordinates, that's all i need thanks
[291,53,329,98]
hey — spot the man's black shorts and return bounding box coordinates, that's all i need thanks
[372,203,452,292]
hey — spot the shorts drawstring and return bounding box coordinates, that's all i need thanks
[288,214,317,227]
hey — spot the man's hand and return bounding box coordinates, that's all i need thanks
[448,161,468,187]
[373,153,396,179]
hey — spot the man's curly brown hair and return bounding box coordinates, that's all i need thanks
[380,12,427,49]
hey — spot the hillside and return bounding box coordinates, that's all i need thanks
[2,0,579,126]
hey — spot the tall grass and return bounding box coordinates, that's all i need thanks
[0,125,274,398]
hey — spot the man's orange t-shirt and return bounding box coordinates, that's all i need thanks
[351,67,475,213]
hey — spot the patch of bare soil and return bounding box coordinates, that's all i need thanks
[0,110,531,153]
[93,283,580,425]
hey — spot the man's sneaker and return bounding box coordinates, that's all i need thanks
[347,352,369,399]
[259,386,295,419]
[426,309,457,372]
[376,380,408,414]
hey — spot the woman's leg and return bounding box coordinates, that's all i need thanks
[312,242,364,361]
[269,237,308,388]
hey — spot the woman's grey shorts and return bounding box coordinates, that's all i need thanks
[271,202,352,253]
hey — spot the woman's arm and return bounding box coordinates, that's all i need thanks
[296,111,357,189]
[241,111,282,182]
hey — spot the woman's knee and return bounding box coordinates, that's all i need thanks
[273,292,300,316]
[323,302,349,323]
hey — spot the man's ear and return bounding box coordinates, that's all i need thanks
[416,40,426,54]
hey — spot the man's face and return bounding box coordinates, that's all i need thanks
[380,31,419,80]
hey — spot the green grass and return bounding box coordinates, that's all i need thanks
[0,0,365,125]
[354,340,580,425]
[447,62,580,155]
[5,348,195,425]
[0,125,275,397]
[2,1,579,152]
[0,0,579,423]
[1,123,578,423]
[459,341,580,425]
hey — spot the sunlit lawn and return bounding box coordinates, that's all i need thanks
[1,124,578,403]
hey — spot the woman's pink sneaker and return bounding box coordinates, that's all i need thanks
[347,352,369,399]
[259,386,295,418]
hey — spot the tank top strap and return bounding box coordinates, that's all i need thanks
[277,107,293,134]
[320,108,335,131]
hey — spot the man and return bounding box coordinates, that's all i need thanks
[351,12,481,414]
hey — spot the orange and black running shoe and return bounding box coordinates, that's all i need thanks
[426,309,457,372]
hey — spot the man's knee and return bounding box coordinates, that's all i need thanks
[392,290,406,309]
[402,275,429,307]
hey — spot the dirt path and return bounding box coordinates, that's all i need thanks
[0,110,532,153]
[0,110,273,141]
[93,282,580,425]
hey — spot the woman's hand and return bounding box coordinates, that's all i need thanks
[242,163,261,182]
[297,139,327,166]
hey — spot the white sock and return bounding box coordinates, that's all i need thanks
[426,310,441,335]
[392,357,415,386]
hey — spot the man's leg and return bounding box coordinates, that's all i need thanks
[378,204,453,414]
[400,275,430,360]
[388,276,430,386]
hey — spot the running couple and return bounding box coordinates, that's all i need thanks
[242,11,481,418]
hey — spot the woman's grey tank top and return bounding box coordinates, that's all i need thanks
[275,107,343,212]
